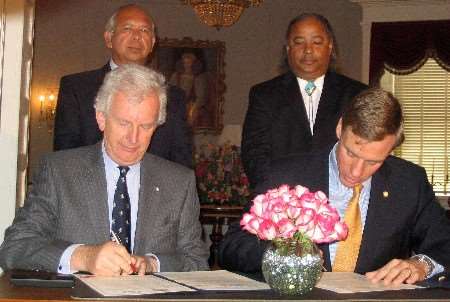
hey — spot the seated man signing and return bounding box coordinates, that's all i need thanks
[219,88,450,285]
[0,64,209,276]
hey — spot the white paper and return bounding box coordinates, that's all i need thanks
[156,270,271,291]
[75,274,195,296]
[316,272,420,293]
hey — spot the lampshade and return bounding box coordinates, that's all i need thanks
[182,0,263,29]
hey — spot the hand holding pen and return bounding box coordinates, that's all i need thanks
[110,231,139,274]
[70,240,140,276]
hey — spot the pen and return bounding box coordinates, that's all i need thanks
[110,231,137,273]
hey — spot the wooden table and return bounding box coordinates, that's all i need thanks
[200,205,243,269]
[0,272,449,302]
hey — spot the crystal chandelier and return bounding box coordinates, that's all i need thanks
[182,0,263,29]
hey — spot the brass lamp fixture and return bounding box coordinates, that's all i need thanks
[38,88,58,132]
[182,0,263,29]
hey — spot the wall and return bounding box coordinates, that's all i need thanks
[0,0,33,243]
[29,0,363,175]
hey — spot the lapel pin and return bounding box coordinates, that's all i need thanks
[383,191,389,198]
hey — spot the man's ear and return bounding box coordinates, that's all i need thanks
[104,31,113,49]
[336,118,343,139]
[96,111,106,132]
[151,36,156,50]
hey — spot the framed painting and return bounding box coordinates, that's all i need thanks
[149,37,225,134]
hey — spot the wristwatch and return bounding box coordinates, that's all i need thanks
[411,254,435,279]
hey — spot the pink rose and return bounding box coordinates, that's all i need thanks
[269,210,288,224]
[286,205,302,219]
[277,218,297,239]
[293,185,309,197]
[250,194,267,217]
[306,225,326,242]
[314,191,329,204]
[270,199,287,213]
[295,208,316,233]
[258,220,277,240]
[298,192,322,211]
[240,213,262,235]
[332,221,349,241]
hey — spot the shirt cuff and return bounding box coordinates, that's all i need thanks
[424,255,444,278]
[58,244,83,274]
[145,253,160,272]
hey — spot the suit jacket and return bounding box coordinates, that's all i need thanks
[53,64,193,168]
[219,147,450,275]
[0,143,209,272]
[241,71,367,188]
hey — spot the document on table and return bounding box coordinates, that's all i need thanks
[75,274,195,296]
[75,270,269,297]
[156,270,271,291]
[316,272,420,293]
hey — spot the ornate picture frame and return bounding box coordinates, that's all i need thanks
[149,37,225,134]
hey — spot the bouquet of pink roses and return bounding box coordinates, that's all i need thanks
[241,184,348,256]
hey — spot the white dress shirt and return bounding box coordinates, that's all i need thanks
[297,75,325,134]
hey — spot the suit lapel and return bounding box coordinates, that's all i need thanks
[356,163,391,273]
[83,143,110,242]
[133,154,161,254]
[313,72,341,136]
[282,72,312,137]
[96,64,110,86]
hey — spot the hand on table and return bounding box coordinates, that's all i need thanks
[365,258,428,286]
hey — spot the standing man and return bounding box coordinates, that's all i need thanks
[220,88,450,285]
[241,13,367,188]
[54,4,192,168]
[0,64,209,275]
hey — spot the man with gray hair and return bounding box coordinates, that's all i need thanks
[0,64,209,276]
[54,4,192,168]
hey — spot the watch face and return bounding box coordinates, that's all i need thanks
[413,255,434,278]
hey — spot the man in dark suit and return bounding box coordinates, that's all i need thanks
[241,13,367,188]
[220,88,450,285]
[0,64,209,275]
[53,4,192,168]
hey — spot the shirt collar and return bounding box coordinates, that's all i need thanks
[297,74,325,92]
[109,59,119,71]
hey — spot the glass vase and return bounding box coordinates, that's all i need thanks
[261,238,323,296]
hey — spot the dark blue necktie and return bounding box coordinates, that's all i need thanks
[111,166,131,253]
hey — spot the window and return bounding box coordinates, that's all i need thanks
[381,58,449,194]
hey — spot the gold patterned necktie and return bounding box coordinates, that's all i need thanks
[333,183,363,272]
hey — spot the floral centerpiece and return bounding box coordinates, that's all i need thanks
[194,143,250,206]
[241,184,348,295]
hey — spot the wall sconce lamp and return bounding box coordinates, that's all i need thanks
[38,89,58,132]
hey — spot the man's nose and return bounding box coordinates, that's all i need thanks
[305,42,313,54]
[350,159,364,178]
[131,29,142,40]
[127,126,139,144]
